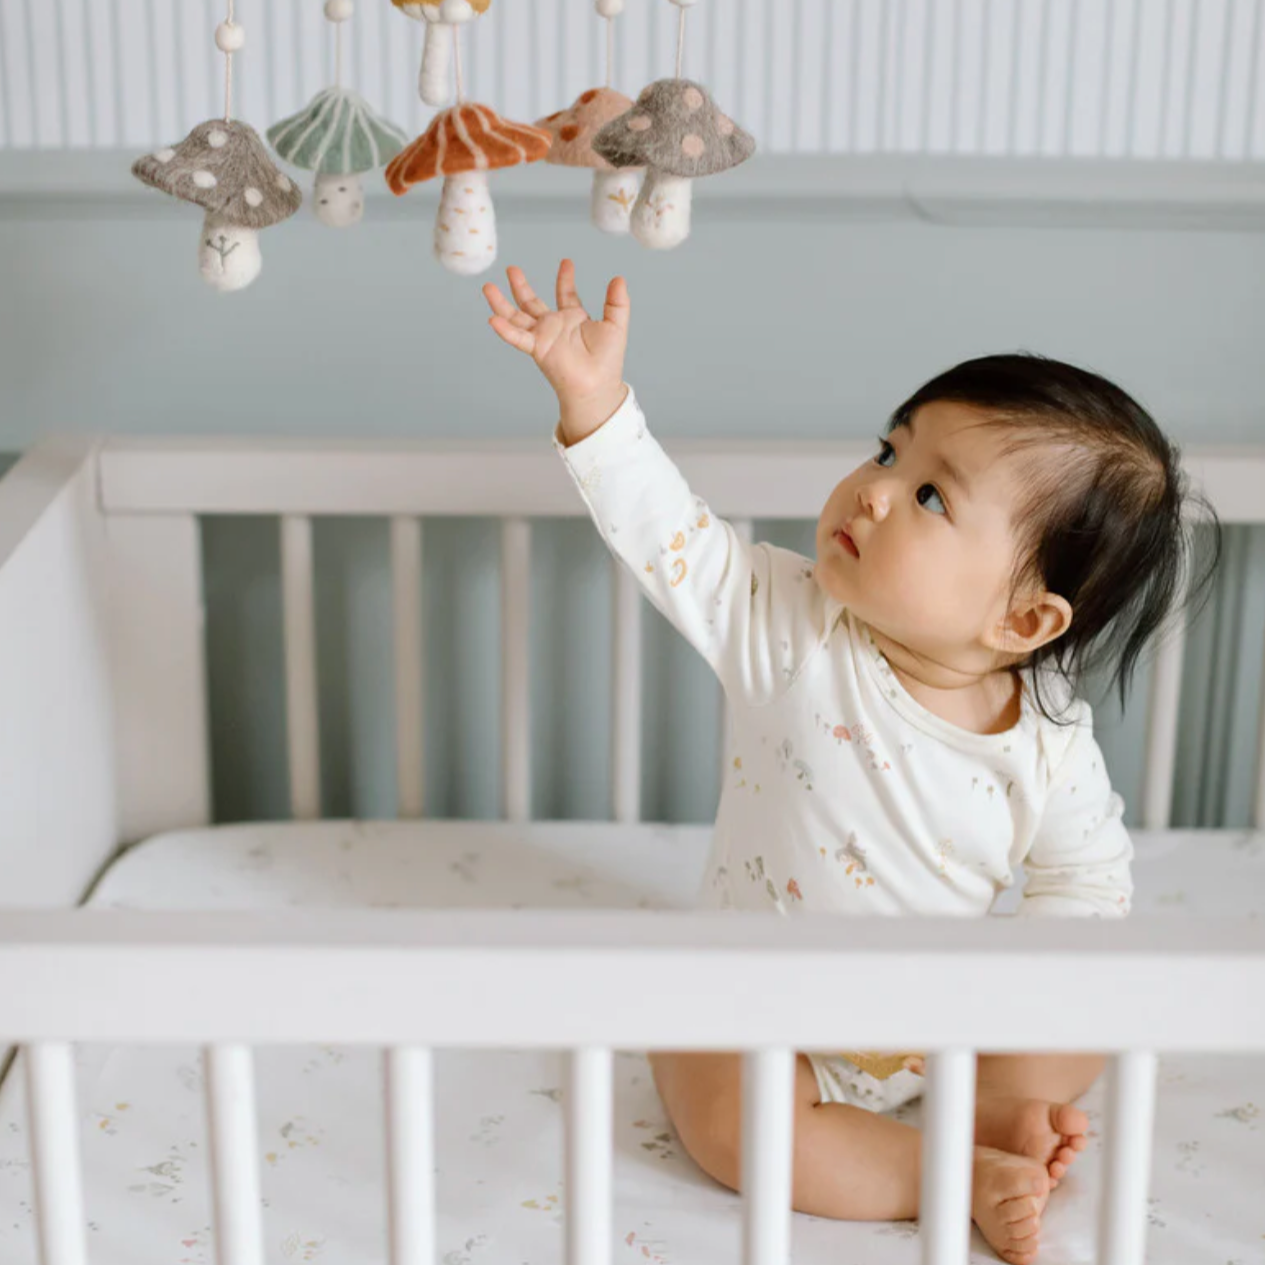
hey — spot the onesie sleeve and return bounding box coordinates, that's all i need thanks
[555,386,831,705]
[1017,703,1134,918]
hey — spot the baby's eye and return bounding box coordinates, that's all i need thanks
[874,439,896,468]
[916,484,947,515]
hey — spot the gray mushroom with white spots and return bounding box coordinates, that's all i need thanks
[133,120,303,291]
[593,78,755,250]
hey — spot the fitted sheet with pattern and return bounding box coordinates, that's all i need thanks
[0,822,1262,1265]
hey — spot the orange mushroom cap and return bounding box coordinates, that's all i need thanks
[390,0,492,14]
[386,103,552,194]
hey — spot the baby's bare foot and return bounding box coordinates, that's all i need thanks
[972,1145,1050,1265]
[975,1095,1089,1187]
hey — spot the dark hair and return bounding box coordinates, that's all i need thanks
[888,353,1221,719]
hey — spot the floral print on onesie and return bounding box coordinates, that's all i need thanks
[557,388,1134,1111]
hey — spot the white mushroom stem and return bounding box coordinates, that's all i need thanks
[419,22,455,106]
[630,168,693,250]
[433,170,497,276]
[197,214,262,292]
[590,168,641,235]
[313,171,365,229]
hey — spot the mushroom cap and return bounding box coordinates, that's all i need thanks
[391,0,491,19]
[133,119,303,228]
[385,103,551,194]
[268,87,409,175]
[535,87,640,171]
[593,78,755,179]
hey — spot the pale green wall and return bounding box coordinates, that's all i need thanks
[2,204,1263,826]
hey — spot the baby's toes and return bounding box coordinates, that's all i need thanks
[1051,1103,1089,1138]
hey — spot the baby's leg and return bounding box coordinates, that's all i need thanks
[974,1054,1102,1185]
[649,1051,921,1219]
[649,1052,1050,1264]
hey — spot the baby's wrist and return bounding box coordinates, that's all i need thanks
[557,382,629,447]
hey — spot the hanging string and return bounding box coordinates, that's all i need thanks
[453,22,466,104]
[223,0,236,122]
[675,4,687,79]
[606,16,615,90]
[335,15,344,89]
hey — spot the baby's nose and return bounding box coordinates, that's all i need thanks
[858,481,891,521]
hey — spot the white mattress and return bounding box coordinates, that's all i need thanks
[1,821,1263,1265]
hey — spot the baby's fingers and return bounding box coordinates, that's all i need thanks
[506,266,550,317]
[603,275,630,332]
[482,282,518,320]
[488,315,537,356]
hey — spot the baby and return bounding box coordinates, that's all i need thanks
[483,260,1214,1263]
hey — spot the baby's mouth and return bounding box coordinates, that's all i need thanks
[834,526,860,559]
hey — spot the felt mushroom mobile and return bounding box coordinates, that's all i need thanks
[390,0,492,107]
[385,103,551,276]
[268,88,408,228]
[267,0,408,228]
[593,78,754,251]
[536,88,642,234]
[133,120,302,291]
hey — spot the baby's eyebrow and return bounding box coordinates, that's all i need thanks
[890,415,974,500]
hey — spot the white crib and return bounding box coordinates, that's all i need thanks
[0,434,1263,1265]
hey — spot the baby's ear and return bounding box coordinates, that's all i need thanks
[987,590,1073,656]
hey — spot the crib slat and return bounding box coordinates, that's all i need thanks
[385,1047,435,1265]
[723,519,756,793]
[24,1044,88,1265]
[920,1049,976,1265]
[281,515,322,821]
[612,561,642,823]
[742,1048,795,1265]
[391,517,425,819]
[1141,615,1186,830]
[566,1048,613,1265]
[1096,1050,1158,1265]
[1255,630,1265,830]
[205,1044,264,1265]
[502,517,532,823]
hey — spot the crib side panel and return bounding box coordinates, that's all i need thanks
[0,443,117,907]
[104,514,210,845]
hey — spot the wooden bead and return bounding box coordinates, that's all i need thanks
[214,20,245,52]
[595,0,625,15]
[324,0,354,20]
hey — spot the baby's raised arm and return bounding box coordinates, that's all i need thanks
[483,261,830,706]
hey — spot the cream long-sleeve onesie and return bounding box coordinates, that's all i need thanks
[556,387,1134,1109]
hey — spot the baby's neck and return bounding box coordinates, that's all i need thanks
[866,628,1022,737]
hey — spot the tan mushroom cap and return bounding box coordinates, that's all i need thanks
[132,119,302,228]
[535,87,640,171]
[593,78,755,179]
[386,102,551,193]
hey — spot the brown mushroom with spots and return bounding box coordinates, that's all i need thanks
[385,103,551,275]
[593,78,755,250]
[390,0,492,106]
[133,120,302,291]
[536,87,643,234]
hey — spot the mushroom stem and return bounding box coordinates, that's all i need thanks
[434,170,496,275]
[590,168,641,235]
[313,171,365,229]
[198,214,262,292]
[630,168,693,250]
[420,23,455,106]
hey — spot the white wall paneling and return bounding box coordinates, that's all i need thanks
[4,0,1265,160]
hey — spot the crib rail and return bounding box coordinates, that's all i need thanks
[4,911,1265,1265]
[96,438,1265,831]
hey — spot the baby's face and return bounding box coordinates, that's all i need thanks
[814,400,1032,663]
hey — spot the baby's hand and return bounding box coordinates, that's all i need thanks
[483,260,630,445]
